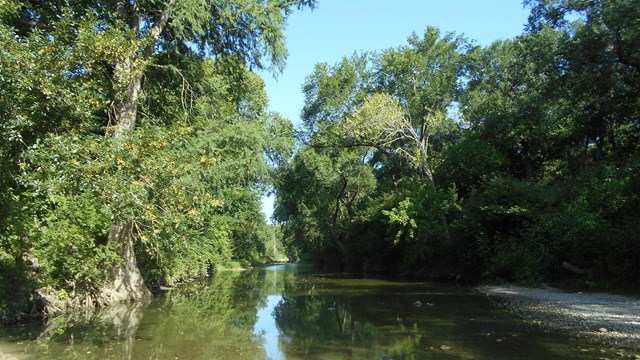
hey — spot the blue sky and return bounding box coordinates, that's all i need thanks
[259,0,532,220]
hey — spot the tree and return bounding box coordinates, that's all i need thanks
[4,0,314,134]
[301,53,371,141]
[273,28,467,271]
[460,29,568,181]
[274,146,376,263]
[525,0,640,160]
[1,0,316,313]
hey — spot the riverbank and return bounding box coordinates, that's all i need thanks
[477,285,640,352]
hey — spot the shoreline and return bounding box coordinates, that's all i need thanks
[477,284,640,352]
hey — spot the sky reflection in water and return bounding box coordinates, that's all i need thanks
[0,264,618,360]
[254,295,285,360]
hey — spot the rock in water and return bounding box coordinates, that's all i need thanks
[414,300,422,307]
[440,345,451,351]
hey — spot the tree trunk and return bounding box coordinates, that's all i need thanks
[101,52,150,304]
[112,56,143,137]
[419,164,452,243]
[99,220,151,304]
[330,175,348,256]
[100,1,174,305]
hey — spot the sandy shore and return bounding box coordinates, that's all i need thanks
[477,285,640,351]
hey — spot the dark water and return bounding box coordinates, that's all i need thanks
[0,264,613,359]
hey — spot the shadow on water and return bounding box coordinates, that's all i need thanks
[0,264,621,359]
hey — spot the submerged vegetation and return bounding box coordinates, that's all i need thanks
[0,0,638,322]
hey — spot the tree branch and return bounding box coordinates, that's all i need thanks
[143,0,176,60]
[115,0,129,20]
[15,19,51,31]
[329,173,348,254]
[130,1,141,34]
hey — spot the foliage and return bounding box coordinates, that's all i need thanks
[275,27,467,274]
[0,0,313,316]
[274,0,640,288]
[9,109,271,289]
[274,146,376,266]
[2,0,640,319]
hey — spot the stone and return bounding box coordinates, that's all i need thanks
[598,327,608,333]
[414,300,423,307]
[440,345,451,351]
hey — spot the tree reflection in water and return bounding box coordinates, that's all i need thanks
[0,265,613,360]
[272,274,426,359]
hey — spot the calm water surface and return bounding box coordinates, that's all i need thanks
[0,264,609,359]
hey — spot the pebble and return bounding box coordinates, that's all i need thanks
[440,345,451,351]
[634,355,640,359]
[477,285,640,350]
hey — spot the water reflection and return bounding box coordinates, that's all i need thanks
[0,264,620,359]
[252,264,286,360]
[253,295,285,360]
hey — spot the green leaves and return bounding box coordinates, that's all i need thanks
[376,27,466,124]
[301,53,371,140]
[382,198,417,245]
[165,0,316,73]
[275,1,640,285]
[274,146,376,257]
[12,105,276,287]
[276,26,468,271]
[346,93,407,145]
[0,0,316,311]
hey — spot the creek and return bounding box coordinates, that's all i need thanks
[0,264,607,359]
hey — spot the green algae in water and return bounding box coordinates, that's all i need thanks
[0,265,628,359]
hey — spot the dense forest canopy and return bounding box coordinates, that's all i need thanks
[274,0,639,285]
[0,0,315,319]
[0,0,638,321]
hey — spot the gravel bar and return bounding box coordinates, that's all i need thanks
[477,285,640,351]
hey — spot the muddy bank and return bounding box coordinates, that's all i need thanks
[478,285,640,352]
